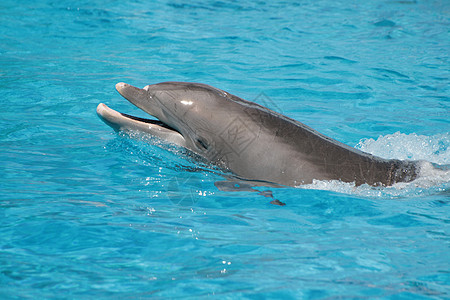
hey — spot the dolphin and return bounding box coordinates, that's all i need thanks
[96,82,418,187]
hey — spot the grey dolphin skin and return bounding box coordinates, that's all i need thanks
[97,82,418,187]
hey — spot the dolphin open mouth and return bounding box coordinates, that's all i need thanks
[96,83,187,147]
[96,103,176,132]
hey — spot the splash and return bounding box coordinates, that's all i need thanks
[299,132,450,198]
[114,130,223,174]
[356,132,449,165]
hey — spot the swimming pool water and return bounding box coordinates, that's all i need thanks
[1,0,449,298]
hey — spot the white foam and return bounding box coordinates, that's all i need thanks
[356,132,449,164]
[299,132,450,198]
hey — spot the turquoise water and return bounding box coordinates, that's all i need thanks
[1,0,449,298]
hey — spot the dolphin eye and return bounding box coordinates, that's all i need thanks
[196,138,209,150]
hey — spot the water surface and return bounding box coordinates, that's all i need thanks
[1,0,449,298]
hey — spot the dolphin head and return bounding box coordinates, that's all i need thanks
[97,82,255,161]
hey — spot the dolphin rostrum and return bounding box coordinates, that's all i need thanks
[97,82,418,187]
